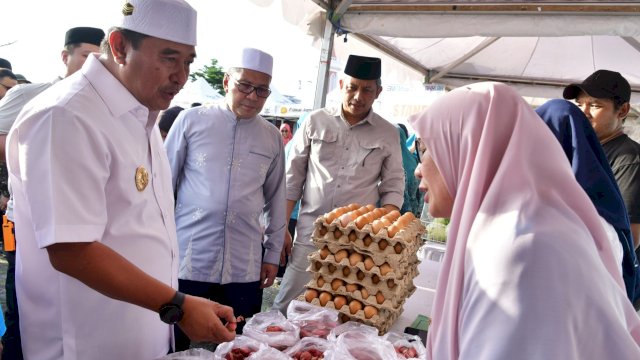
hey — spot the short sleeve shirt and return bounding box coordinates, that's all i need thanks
[603,134,640,223]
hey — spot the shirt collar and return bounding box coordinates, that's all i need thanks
[332,106,376,127]
[81,54,157,126]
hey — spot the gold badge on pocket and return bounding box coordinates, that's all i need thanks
[135,166,149,192]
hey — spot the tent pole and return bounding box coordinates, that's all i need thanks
[313,15,336,109]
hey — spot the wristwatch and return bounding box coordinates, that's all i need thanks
[159,291,185,324]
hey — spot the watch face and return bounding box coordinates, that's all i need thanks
[160,304,184,324]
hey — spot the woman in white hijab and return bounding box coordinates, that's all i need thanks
[409,82,640,359]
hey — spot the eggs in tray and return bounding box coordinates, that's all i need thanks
[301,204,424,334]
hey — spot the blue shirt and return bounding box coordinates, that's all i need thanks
[165,103,286,284]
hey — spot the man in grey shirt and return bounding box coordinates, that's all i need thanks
[272,54,405,313]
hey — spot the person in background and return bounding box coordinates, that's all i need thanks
[396,124,421,215]
[0,26,105,360]
[165,47,285,351]
[158,105,184,141]
[535,99,640,304]
[0,70,17,100]
[280,123,293,146]
[272,54,405,313]
[190,102,201,107]
[410,81,640,359]
[563,70,640,250]
[6,0,237,358]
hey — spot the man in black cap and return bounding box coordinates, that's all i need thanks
[0,26,104,360]
[563,70,640,252]
[272,54,405,313]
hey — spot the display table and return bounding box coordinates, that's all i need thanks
[390,241,445,333]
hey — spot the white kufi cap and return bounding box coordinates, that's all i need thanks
[120,0,197,46]
[231,48,273,77]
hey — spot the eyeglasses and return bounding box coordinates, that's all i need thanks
[0,83,13,91]
[281,130,289,133]
[231,77,271,98]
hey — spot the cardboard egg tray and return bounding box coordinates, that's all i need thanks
[313,243,419,272]
[300,296,402,335]
[313,218,424,256]
[307,252,418,282]
[304,275,416,310]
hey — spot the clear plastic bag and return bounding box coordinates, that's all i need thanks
[382,332,427,360]
[247,347,291,359]
[285,337,330,359]
[242,310,300,350]
[326,321,379,343]
[287,300,339,339]
[325,330,398,360]
[157,348,215,359]
[212,335,267,360]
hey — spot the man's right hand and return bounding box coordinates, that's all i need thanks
[280,229,292,266]
[177,295,236,344]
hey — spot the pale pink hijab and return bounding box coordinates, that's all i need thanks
[280,123,293,145]
[409,82,640,359]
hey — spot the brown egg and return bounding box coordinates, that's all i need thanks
[333,295,347,310]
[333,229,343,239]
[342,266,351,277]
[372,274,380,284]
[334,249,349,263]
[339,213,353,227]
[340,313,350,323]
[363,256,375,271]
[371,220,384,234]
[378,239,389,251]
[355,215,369,230]
[324,211,338,223]
[314,261,322,271]
[331,278,344,291]
[394,243,403,254]
[363,235,373,247]
[319,291,333,306]
[328,264,337,274]
[319,247,330,260]
[371,208,383,218]
[319,226,328,236]
[304,289,318,302]
[348,300,363,315]
[387,279,396,289]
[345,283,358,293]
[386,224,400,238]
[379,263,392,276]
[375,291,385,304]
[366,204,375,212]
[356,270,365,281]
[385,210,401,222]
[378,208,389,215]
[394,217,409,229]
[347,203,360,211]
[316,276,326,288]
[380,218,392,227]
[402,212,416,222]
[348,231,357,242]
[363,305,378,319]
[349,252,363,266]
[360,288,369,299]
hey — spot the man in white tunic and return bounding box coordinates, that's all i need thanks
[6,1,236,359]
[272,55,405,312]
[165,48,286,351]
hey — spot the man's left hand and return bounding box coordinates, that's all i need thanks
[260,263,278,289]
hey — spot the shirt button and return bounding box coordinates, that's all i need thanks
[337,185,341,188]
[346,147,349,150]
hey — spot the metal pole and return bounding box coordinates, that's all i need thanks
[313,16,336,110]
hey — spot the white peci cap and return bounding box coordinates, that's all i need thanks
[230,48,273,77]
[119,0,197,46]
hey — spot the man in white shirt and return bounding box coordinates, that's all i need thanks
[6,0,236,358]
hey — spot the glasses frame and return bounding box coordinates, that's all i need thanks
[230,76,271,99]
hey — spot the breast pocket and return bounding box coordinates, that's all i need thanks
[244,150,272,184]
[309,129,338,163]
[358,140,385,170]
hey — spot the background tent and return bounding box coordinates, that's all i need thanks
[278,0,640,117]
[171,77,223,108]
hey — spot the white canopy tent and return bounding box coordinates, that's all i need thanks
[278,0,640,116]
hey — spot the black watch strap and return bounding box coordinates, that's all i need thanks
[170,290,185,306]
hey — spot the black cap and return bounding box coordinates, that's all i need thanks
[0,58,11,70]
[158,106,184,132]
[15,74,30,84]
[64,27,105,47]
[563,69,631,104]
[344,55,381,80]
